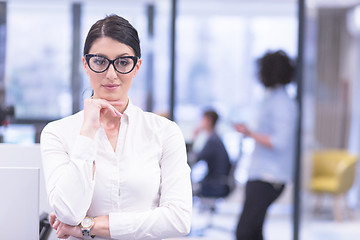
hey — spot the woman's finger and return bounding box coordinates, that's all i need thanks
[108,99,126,106]
[56,222,74,239]
[49,212,56,227]
[56,223,65,237]
[108,100,125,116]
[89,98,123,117]
[97,99,123,117]
[53,218,60,230]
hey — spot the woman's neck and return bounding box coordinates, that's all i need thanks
[117,97,129,113]
[101,113,121,131]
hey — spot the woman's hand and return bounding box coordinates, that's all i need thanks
[49,212,111,239]
[233,123,273,148]
[233,123,251,136]
[49,212,57,228]
[54,221,82,239]
[81,98,124,139]
[49,212,82,239]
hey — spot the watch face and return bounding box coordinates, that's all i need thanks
[82,217,94,229]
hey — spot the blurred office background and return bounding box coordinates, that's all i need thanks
[1,0,360,239]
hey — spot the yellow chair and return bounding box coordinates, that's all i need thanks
[310,150,358,221]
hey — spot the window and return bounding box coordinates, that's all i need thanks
[6,2,72,119]
[176,1,297,134]
[176,0,298,184]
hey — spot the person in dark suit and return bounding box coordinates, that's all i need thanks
[191,109,232,198]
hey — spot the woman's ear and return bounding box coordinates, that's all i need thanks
[82,56,90,76]
[132,58,142,76]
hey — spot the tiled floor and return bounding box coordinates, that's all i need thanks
[47,185,360,240]
[186,187,360,240]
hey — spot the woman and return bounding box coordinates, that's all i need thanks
[233,50,298,240]
[40,15,192,240]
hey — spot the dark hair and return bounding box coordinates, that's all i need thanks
[257,50,295,88]
[83,14,141,58]
[203,110,219,129]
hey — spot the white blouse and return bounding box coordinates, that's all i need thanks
[40,101,192,240]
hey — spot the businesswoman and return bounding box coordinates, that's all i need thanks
[41,14,192,240]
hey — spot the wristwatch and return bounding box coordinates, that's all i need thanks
[80,216,95,239]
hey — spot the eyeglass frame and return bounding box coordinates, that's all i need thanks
[84,54,139,74]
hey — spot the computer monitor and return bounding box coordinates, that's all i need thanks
[0,167,40,240]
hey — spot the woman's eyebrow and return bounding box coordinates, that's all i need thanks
[116,53,134,58]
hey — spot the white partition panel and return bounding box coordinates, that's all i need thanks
[0,167,40,240]
[0,144,51,215]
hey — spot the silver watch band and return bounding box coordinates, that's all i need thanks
[82,229,94,239]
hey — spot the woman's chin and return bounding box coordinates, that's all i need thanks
[98,93,125,102]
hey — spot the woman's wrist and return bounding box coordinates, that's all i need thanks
[74,225,83,238]
[245,129,252,137]
[91,216,110,238]
[80,125,98,139]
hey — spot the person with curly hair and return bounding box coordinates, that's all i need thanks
[234,50,298,240]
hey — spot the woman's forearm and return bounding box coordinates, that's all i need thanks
[248,132,273,148]
[91,215,111,238]
[234,123,272,148]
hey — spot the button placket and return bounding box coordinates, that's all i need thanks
[115,115,128,209]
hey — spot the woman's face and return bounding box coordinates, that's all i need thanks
[82,37,142,102]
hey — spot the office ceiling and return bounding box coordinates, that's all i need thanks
[6,0,360,8]
[310,0,360,7]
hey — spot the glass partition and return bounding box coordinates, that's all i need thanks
[175,1,298,140]
[176,1,298,239]
[6,2,72,119]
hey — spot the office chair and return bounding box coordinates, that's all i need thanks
[193,159,238,234]
[39,212,52,240]
[310,150,358,221]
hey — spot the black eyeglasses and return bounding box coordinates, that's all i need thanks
[85,54,138,74]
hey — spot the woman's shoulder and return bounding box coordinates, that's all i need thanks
[130,105,180,134]
[128,103,170,123]
[270,88,296,105]
[42,111,84,134]
[143,110,176,129]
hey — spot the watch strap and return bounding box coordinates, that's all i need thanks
[82,229,95,239]
[82,229,92,239]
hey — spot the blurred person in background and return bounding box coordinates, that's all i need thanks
[233,50,298,240]
[40,14,192,240]
[190,109,232,198]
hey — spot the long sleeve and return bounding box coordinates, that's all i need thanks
[269,99,298,151]
[108,121,192,239]
[40,116,97,225]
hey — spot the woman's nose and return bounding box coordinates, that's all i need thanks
[106,63,118,79]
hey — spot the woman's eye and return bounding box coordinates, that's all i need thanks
[93,57,107,65]
[118,59,130,66]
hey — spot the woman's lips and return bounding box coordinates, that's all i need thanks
[103,84,120,90]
